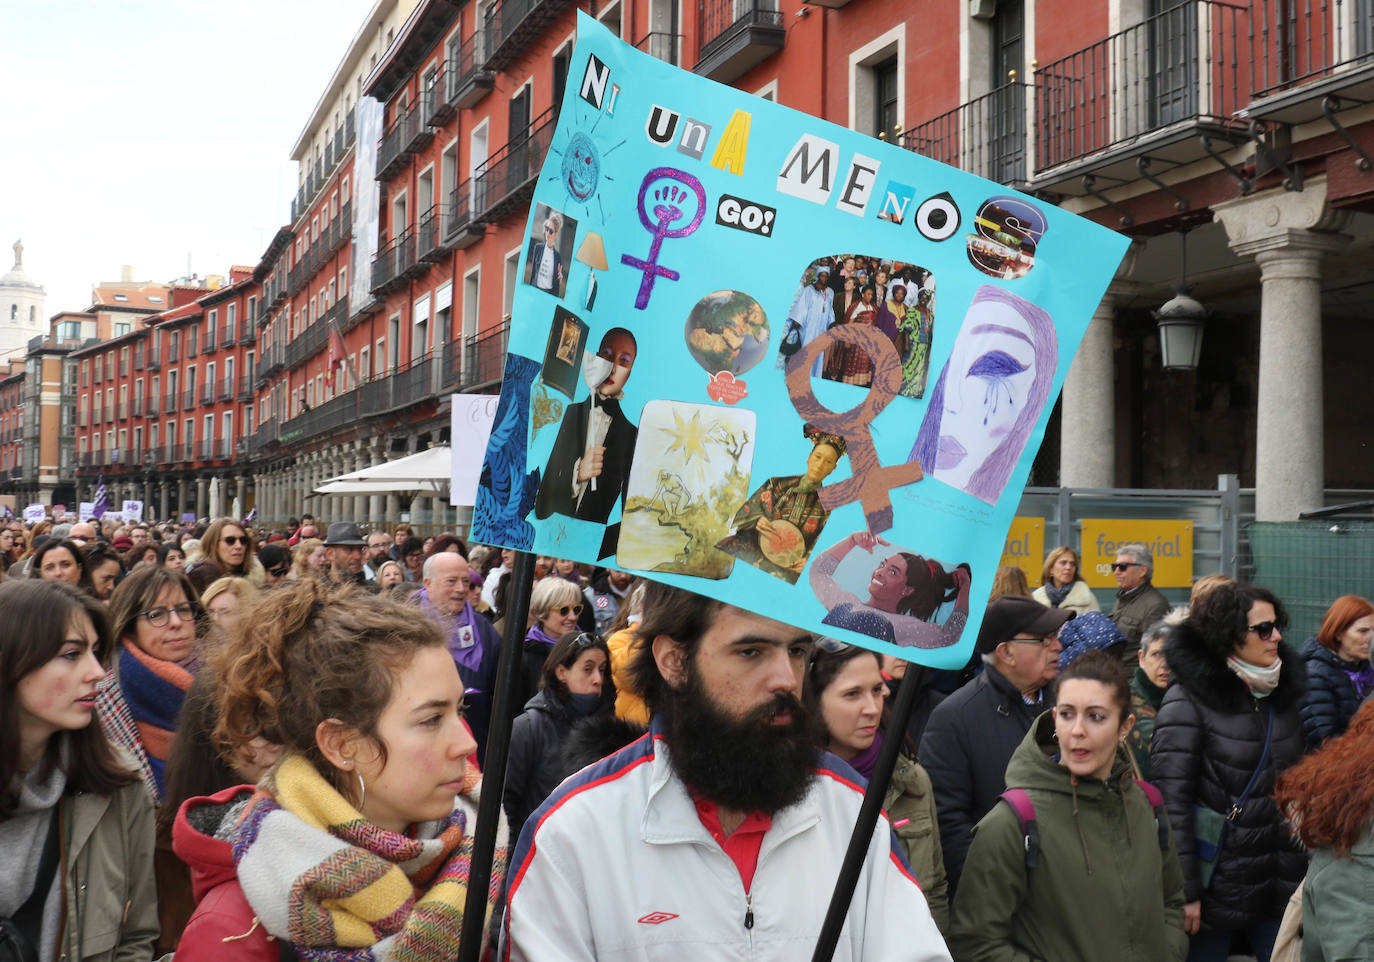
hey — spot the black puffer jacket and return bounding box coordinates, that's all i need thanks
[1150,619,1308,931]
[1299,635,1371,748]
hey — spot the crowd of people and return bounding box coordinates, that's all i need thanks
[2,512,1372,961]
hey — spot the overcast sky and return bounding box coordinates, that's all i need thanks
[1,0,379,316]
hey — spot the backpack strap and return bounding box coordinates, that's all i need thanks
[998,788,1039,870]
[1133,778,1171,853]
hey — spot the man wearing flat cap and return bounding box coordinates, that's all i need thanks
[919,595,1075,891]
[322,522,377,592]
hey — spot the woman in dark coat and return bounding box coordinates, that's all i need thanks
[1150,582,1307,962]
[1298,594,1374,748]
[503,630,613,842]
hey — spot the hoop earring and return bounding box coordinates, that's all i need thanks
[355,772,366,811]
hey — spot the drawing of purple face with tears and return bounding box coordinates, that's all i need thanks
[909,286,1057,505]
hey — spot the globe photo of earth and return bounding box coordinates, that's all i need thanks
[683,290,769,375]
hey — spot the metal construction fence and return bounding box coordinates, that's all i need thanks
[1013,477,1374,641]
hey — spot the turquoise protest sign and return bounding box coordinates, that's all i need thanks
[473,13,1130,667]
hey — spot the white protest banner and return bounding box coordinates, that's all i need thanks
[451,394,500,507]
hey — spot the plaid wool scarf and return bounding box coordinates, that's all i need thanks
[232,754,508,962]
[118,642,194,797]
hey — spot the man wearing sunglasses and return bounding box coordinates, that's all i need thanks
[502,582,950,961]
[535,328,639,539]
[1108,542,1170,667]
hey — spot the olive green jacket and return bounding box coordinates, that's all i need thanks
[885,753,950,936]
[949,712,1186,962]
[57,777,159,962]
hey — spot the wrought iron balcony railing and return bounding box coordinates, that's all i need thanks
[1034,0,1247,173]
[901,82,1031,187]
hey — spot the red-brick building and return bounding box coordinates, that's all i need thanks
[16,0,1374,524]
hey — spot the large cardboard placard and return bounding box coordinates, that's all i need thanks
[472,14,1130,666]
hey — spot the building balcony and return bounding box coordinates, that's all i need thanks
[117,402,128,420]
[103,404,113,422]
[199,440,215,461]
[186,333,199,356]
[219,377,233,402]
[237,322,257,346]
[278,390,359,446]
[445,35,494,110]
[285,315,330,370]
[201,384,214,405]
[1031,0,1249,194]
[901,82,1032,189]
[370,228,417,295]
[425,64,456,127]
[255,343,284,384]
[635,31,683,66]
[256,416,278,449]
[694,0,784,85]
[483,0,574,72]
[163,393,176,413]
[1243,0,1374,123]
[464,319,509,390]
[146,353,160,371]
[144,396,159,417]
[182,389,196,412]
[182,442,195,462]
[220,324,234,346]
[238,374,254,402]
[378,101,431,181]
[444,179,485,249]
[417,204,451,263]
[134,347,144,370]
[78,411,88,428]
[473,107,556,223]
[202,329,217,354]
[442,337,463,390]
[358,354,438,417]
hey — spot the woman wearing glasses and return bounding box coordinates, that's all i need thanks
[93,565,204,803]
[1151,582,1307,962]
[522,579,584,706]
[187,518,263,593]
[504,630,612,841]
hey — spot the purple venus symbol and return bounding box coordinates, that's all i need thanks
[621,167,707,310]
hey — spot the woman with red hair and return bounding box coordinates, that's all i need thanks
[1298,595,1374,748]
[1275,701,1374,960]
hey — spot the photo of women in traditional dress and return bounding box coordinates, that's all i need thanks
[716,424,847,585]
[776,254,934,397]
[810,531,971,649]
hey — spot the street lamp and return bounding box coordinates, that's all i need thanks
[1153,229,1208,371]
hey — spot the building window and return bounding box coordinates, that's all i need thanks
[848,25,905,138]
[874,57,899,140]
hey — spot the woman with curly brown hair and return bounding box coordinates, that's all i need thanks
[1274,700,1374,961]
[176,582,507,961]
